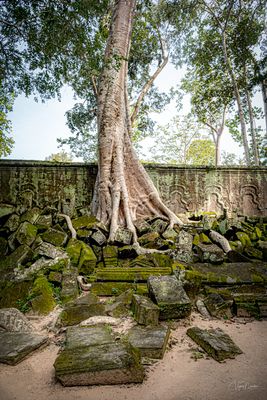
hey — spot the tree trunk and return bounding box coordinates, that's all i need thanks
[262,79,267,137]
[221,32,251,165]
[92,0,182,242]
[243,64,259,165]
[215,131,221,167]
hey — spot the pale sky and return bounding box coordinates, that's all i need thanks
[5,62,262,162]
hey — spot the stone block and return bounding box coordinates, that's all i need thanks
[127,325,170,359]
[20,208,40,224]
[65,326,114,349]
[78,244,97,275]
[138,232,160,246]
[114,227,133,245]
[54,341,144,386]
[134,219,151,235]
[0,332,49,365]
[0,204,15,219]
[147,276,191,320]
[94,267,172,282]
[176,230,193,251]
[33,242,68,260]
[4,214,20,232]
[71,215,98,230]
[5,244,33,268]
[132,294,159,325]
[90,228,107,246]
[31,275,56,315]
[35,214,52,230]
[195,243,224,264]
[90,282,148,296]
[103,245,118,267]
[61,268,79,304]
[0,308,33,332]
[187,327,242,362]
[16,221,37,246]
[66,238,83,266]
[204,293,233,319]
[41,228,67,247]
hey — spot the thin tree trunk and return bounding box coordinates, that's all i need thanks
[215,132,221,166]
[243,63,259,165]
[221,31,251,165]
[262,79,267,137]
[92,0,182,242]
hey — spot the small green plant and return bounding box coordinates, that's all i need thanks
[111,287,119,295]
[16,293,36,313]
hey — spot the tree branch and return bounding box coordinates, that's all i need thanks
[91,75,98,98]
[130,31,168,125]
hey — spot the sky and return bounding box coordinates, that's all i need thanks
[5,62,260,162]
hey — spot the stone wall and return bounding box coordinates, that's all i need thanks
[0,160,266,217]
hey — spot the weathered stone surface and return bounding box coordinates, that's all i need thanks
[244,246,263,260]
[41,228,68,247]
[66,326,114,349]
[0,237,7,256]
[91,282,148,296]
[31,275,56,315]
[204,293,233,319]
[35,214,52,230]
[61,268,79,304]
[114,227,133,245]
[138,232,160,246]
[118,245,139,259]
[90,229,107,246]
[103,245,118,268]
[132,294,159,325]
[227,250,251,262]
[20,208,40,224]
[59,294,106,326]
[176,230,193,251]
[48,271,62,284]
[105,301,129,318]
[78,244,97,275]
[0,332,48,365]
[4,244,33,268]
[94,267,172,282]
[0,308,33,332]
[134,219,151,235]
[147,276,191,320]
[16,222,37,247]
[162,228,178,241]
[258,241,267,260]
[66,238,83,266]
[127,325,170,359]
[33,242,68,260]
[0,280,33,309]
[150,218,168,234]
[187,327,242,362]
[54,341,144,386]
[236,231,251,248]
[14,256,69,281]
[195,243,224,264]
[0,204,15,219]
[4,214,20,232]
[72,215,97,230]
[80,316,121,327]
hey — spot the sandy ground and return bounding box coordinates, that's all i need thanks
[0,313,266,400]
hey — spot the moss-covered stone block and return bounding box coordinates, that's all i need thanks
[103,245,118,268]
[16,222,37,247]
[132,294,159,325]
[138,232,160,246]
[4,214,20,232]
[204,293,233,319]
[244,246,263,260]
[71,215,98,230]
[0,280,33,309]
[35,214,52,230]
[48,271,62,284]
[114,227,133,245]
[20,208,40,224]
[148,275,192,320]
[94,267,172,282]
[0,204,15,219]
[54,341,144,386]
[90,282,148,296]
[4,244,33,269]
[127,325,170,359]
[187,327,242,362]
[195,243,224,264]
[61,268,79,304]
[134,219,151,235]
[78,244,97,275]
[90,229,107,246]
[0,236,7,256]
[31,275,56,315]
[59,294,106,326]
[65,325,114,349]
[41,228,68,247]
[236,232,251,248]
[66,238,83,266]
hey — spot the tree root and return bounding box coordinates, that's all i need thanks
[77,276,92,291]
[132,242,172,255]
[209,230,231,253]
[58,213,77,239]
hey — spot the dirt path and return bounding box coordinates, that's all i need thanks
[0,314,266,400]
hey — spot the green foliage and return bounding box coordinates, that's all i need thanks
[16,293,36,314]
[186,139,215,165]
[0,90,14,157]
[45,150,73,162]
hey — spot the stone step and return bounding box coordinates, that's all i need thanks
[91,282,148,296]
[92,267,172,282]
[127,325,170,359]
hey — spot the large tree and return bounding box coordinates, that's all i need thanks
[92,0,182,242]
[0,0,183,241]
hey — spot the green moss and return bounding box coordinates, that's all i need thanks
[236,232,251,248]
[66,238,83,266]
[251,274,264,283]
[95,267,172,282]
[31,275,56,314]
[0,280,33,308]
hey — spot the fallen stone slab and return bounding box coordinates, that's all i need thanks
[0,332,49,365]
[59,293,106,326]
[65,326,114,349]
[127,325,170,359]
[147,276,191,320]
[80,316,121,327]
[54,342,144,386]
[0,308,33,332]
[195,243,224,264]
[204,293,233,319]
[187,327,242,362]
[33,242,68,260]
[132,294,159,325]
